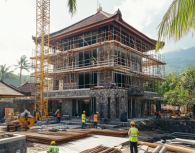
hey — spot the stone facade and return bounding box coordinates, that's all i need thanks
[48,89,140,120]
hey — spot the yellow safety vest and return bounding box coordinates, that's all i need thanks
[129,127,139,142]
[48,146,59,153]
[82,114,86,123]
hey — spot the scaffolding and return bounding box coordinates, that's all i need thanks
[31,27,165,93]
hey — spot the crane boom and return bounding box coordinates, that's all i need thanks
[34,0,50,120]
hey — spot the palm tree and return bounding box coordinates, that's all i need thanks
[156,0,195,51]
[14,55,30,86]
[0,64,14,81]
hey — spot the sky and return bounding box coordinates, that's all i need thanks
[0,0,195,75]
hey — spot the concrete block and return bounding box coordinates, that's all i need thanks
[139,145,148,153]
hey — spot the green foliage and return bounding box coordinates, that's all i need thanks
[14,55,30,86]
[160,65,195,106]
[67,0,77,17]
[0,64,15,81]
[156,0,195,51]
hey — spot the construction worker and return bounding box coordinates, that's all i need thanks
[81,111,86,129]
[57,111,60,123]
[93,112,99,128]
[128,121,139,153]
[47,141,59,153]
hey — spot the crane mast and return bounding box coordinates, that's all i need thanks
[34,0,50,120]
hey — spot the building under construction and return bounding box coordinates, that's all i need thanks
[31,8,165,120]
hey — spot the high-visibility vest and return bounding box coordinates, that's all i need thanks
[49,146,59,153]
[82,114,86,123]
[57,113,60,117]
[94,114,98,122]
[129,127,139,142]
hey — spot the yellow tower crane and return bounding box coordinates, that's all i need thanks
[34,0,76,121]
[34,0,50,120]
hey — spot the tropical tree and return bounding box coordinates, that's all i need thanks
[0,64,14,81]
[156,0,195,51]
[14,55,30,86]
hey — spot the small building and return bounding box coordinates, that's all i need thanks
[31,8,165,120]
[0,80,33,119]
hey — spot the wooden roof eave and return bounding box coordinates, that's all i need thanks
[49,18,115,42]
[116,17,157,47]
[0,94,26,97]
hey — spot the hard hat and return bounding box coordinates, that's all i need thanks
[96,112,99,114]
[83,111,86,113]
[51,141,55,145]
[130,121,135,126]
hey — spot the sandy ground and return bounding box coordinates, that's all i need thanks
[27,142,50,153]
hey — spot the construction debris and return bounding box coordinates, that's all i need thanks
[80,144,122,153]
[3,120,23,132]
[90,129,128,137]
[138,141,195,153]
[17,129,91,145]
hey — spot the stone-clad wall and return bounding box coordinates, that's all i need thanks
[62,99,72,115]
[158,119,195,134]
[0,135,26,153]
[13,99,34,113]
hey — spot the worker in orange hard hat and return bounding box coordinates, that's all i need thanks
[93,112,99,128]
[47,141,59,153]
[81,111,86,129]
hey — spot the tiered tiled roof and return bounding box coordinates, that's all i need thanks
[17,82,35,96]
[0,80,30,97]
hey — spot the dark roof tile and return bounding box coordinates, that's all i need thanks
[18,82,35,96]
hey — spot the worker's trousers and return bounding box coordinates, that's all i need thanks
[130,141,137,153]
[82,122,85,129]
[57,117,61,123]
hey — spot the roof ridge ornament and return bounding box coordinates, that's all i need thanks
[116,9,121,15]
[97,3,102,12]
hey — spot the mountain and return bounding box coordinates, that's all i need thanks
[164,47,195,74]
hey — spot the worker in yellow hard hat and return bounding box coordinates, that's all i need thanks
[47,141,59,153]
[81,111,86,129]
[128,121,139,153]
[93,112,99,128]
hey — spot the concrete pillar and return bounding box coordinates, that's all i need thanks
[76,99,78,114]
[131,97,132,118]
[159,146,167,153]
[139,145,148,153]
[159,101,162,111]
[152,146,162,153]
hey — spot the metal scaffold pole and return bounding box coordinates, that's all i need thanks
[34,0,50,120]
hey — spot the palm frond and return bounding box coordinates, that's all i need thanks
[67,0,77,17]
[156,0,195,51]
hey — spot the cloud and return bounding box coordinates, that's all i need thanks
[114,0,170,32]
